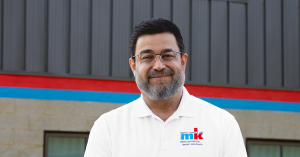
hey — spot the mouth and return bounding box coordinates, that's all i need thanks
[149,74,171,78]
[147,69,175,80]
[148,74,173,81]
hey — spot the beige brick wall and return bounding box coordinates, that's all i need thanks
[0,98,122,157]
[227,109,300,142]
[1,97,300,156]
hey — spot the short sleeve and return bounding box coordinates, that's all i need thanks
[222,117,248,157]
[84,114,112,157]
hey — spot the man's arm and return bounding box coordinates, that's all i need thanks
[84,115,112,157]
[222,117,248,157]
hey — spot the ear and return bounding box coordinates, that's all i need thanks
[129,58,136,76]
[181,53,188,72]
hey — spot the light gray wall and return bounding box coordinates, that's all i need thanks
[0,0,299,90]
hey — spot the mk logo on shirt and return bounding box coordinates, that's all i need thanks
[180,128,203,140]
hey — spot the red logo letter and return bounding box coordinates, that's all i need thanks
[194,128,203,140]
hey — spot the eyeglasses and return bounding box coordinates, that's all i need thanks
[132,51,182,63]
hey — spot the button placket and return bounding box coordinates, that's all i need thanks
[161,124,169,151]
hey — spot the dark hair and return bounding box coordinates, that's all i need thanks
[130,18,185,59]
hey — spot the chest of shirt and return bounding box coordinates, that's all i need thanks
[109,116,223,157]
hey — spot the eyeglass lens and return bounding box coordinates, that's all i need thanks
[139,51,177,63]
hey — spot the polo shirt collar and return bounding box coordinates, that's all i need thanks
[134,95,154,117]
[133,86,195,118]
[173,86,195,118]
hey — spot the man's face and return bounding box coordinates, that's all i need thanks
[129,32,188,100]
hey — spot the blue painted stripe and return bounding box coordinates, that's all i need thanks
[201,98,300,113]
[0,87,300,112]
[0,87,140,104]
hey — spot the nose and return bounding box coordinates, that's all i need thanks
[152,55,165,71]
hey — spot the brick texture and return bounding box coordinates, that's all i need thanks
[1,97,300,157]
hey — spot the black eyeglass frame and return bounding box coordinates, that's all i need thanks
[131,51,183,63]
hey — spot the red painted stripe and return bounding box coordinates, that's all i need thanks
[0,74,140,93]
[0,74,300,103]
[184,85,300,103]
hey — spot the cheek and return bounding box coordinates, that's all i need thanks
[167,62,181,72]
[137,64,151,77]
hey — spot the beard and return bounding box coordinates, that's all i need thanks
[135,66,185,100]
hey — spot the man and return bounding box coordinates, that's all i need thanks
[85,18,247,157]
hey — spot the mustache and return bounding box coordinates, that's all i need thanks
[147,69,175,78]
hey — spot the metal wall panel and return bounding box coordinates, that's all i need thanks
[2,0,25,71]
[247,0,264,86]
[133,0,152,27]
[210,1,228,84]
[153,0,171,21]
[1,0,300,90]
[265,0,282,87]
[111,0,132,77]
[26,0,46,72]
[0,0,2,70]
[173,0,191,81]
[91,0,111,76]
[48,0,69,74]
[132,0,152,77]
[191,0,210,84]
[70,0,91,75]
[229,2,246,85]
[283,0,299,88]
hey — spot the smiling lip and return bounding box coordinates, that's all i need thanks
[149,74,171,78]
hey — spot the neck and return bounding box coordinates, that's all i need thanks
[142,87,183,122]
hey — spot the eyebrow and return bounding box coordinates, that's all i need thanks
[139,49,153,54]
[139,48,174,54]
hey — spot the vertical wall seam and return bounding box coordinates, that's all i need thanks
[263,0,266,86]
[67,0,71,74]
[189,0,192,81]
[45,0,49,73]
[89,0,92,75]
[245,2,248,85]
[170,0,173,21]
[24,0,27,71]
[109,0,113,76]
[129,0,133,77]
[151,0,153,18]
[208,0,211,83]
[130,0,133,32]
[281,0,284,87]
[227,1,230,83]
[0,0,3,70]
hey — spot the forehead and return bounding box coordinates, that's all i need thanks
[135,32,179,55]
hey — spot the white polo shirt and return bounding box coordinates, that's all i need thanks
[84,87,247,157]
